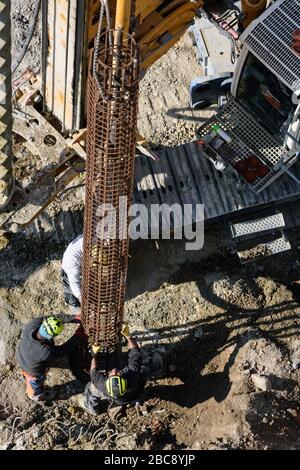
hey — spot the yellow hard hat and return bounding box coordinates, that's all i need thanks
[105,375,128,398]
[41,316,64,337]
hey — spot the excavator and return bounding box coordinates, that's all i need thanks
[1,0,300,364]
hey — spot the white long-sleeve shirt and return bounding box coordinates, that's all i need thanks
[61,234,83,302]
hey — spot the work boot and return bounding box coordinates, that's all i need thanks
[77,393,99,416]
[28,389,56,402]
[39,389,56,402]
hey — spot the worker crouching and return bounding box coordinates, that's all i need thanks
[16,313,81,401]
[79,324,146,415]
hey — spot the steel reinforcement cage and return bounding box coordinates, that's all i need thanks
[82,29,139,351]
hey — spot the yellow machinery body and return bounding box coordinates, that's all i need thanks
[41,0,267,134]
[241,0,267,29]
[42,0,202,132]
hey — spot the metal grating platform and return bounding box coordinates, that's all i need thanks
[133,140,300,233]
[240,0,300,92]
[238,235,291,263]
[196,99,298,192]
[230,213,285,238]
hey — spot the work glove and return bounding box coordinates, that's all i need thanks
[91,344,101,358]
[121,322,131,339]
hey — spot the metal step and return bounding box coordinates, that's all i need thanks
[230,213,285,239]
[237,236,291,264]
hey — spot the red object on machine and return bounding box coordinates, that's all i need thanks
[292,29,300,54]
[247,155,261,169]
[256,164,269,177]
[234,155,270,183]
[234,159,248,173]
[243,169,257,183]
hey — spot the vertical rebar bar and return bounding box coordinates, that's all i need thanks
[82,29,139,352]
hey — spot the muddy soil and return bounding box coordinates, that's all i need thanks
[11,0,41,77]
[1,0,300,452]
[1,240,300,451]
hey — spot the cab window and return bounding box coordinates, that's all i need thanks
[236,52,295,141]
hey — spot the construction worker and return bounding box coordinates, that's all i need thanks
[61,233,83,312]
[16,313,81,401]
[79,324,146,415]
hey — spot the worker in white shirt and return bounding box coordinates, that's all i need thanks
[61,234,83,313]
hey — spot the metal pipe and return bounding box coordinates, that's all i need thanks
[0,0,14,209]
[115,0,131,32]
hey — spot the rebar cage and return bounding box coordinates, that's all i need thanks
[82,29,139,351]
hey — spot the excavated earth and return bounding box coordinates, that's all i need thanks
[0,0,300,451]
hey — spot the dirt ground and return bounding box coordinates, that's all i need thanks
[1,0,300,451]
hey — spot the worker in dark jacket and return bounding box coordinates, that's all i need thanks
[16,313,81,401]
[80,324,146,415]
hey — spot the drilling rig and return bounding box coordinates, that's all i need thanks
[2,0,300,371]
[1,0,205,359]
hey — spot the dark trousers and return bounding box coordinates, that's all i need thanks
[61,269,80,307]
[84,382,106,415]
